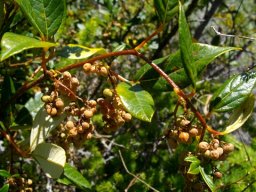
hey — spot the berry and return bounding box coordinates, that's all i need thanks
[99,66,108,76]
[84,110,93,118]
[204,150,211,158]
[83,63,92,73]
[210,150,220,160]
[71,77,79,87]
[216,147,224,156]
[88,100,97,107]
[41,95,52,103]
[63,71,72,79]
[103,88,113,98]
[66,121,74,129]
[178,132,190,143]
[55,98,64,108]
[122,113,132,121]
[47,107,57,116]
[69,128,78,137]
[198,141,210,152]
[223,143,234,153]
[27,179,33,185]
[214,171,222,179]
[189,128,199,137]
[82,122,90,129]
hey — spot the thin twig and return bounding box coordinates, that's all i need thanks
[211,26,256,41]
[118,150,160,192]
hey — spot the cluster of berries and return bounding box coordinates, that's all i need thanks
[198,139,234,160]
[83,62,108,77]
[97,88,132,133]
[166,117,201,148]
[8,177,33,192]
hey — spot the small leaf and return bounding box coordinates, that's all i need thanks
[116,82,155,122]
[30,106,67,151]
[184,156,200,174]
[222,94,254,134]
[0,184,9,192]
[199,166,215,192]
[0,170,11,178]
[210,72,256,112]
[63,163,91,190]
[57,44,106,60]
[154,0,178,24]
[16,0,66,38]
[179,1,196,87]
[0,32,56,61]
[113,44,126,52]
[32,143,66,179]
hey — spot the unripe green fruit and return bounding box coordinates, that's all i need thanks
[198,141,209,152]
[178,132,190,143]
[84,109,93,118]
[66,120,74,129]
[103,88,113,98]
[41,95,52,103]
[83,63,92,72]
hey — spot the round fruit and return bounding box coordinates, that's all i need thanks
[122,113,132,121]
[88,100,97,107]
[69,128,78,137]
[49,107,57,116]
[63,71,72,79]
[189,128,199,137]
[214,171,222,179]
[99,66,108,76]
[41,95,52,103]
[71,77,79,86]
[84,109,94,118]
[210,150,219,160]
[55,98,64,108]
[83,63,92,73]
[178,132,190,143]
[223,143,234,153]
[198,141,210,152]
[66,121,74,129]
[216,147,224,156]
[103,88,113,98]
[81,122,90,129]
[204,150,211,158]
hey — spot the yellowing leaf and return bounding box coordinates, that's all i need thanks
[222,94,254,134]
[57,44,106,59]
[32,143,66,179]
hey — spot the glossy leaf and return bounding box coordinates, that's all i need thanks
[32,143,66,179]
[0,170,11,178]
[179,1,196,87]
[16,0,66,38]
[222,94,254,134]
[0,184,9,192]
[63,163,91,190]
[57,44,105,60]
[210,72,256,112]
[30,106,67,151]
[136,43,239,92]
[154,0,178,24]
[0,32,56,61]
[116,82,155,122]
[184,156,200,174]
[199,166,215,192]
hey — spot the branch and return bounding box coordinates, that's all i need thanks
[118,150,160,192]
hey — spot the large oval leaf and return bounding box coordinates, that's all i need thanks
[0,32,56,61]
[210,72,256,112]
[30,106,67,151]
[116,82,155,122]
[32,143,66,179]
[179,2,196,87]
[0,184,9,192]
[62,163,91,190]
[222,94,254,135]
[16,0,66,38]
[56,44,106,60]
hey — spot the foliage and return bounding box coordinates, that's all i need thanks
[0,0,256,191]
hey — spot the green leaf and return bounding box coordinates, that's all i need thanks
[184,156,200,174]
[136,43,239,92]
[25,92,44,119]
[30,106,67,151]
[199,166,215,192]
[0,184,9,192]
[32,143,66,179]
[0,170,11,178]
[63,163,91,190]
[57,44,106,60]
[116,82,155,122]
[154,0,178,24]
[0,32,56,61]
[179,1,196,87]
[222,94,254,134]
[16,0,66,38]
[210,72,256,112]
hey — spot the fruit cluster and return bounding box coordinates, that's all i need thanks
[83,62,108,77]
[8,177,33,192]
[166,116,201,148]
[97,88,132,133]
[41,92,65,116]
[198,139,234,160]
